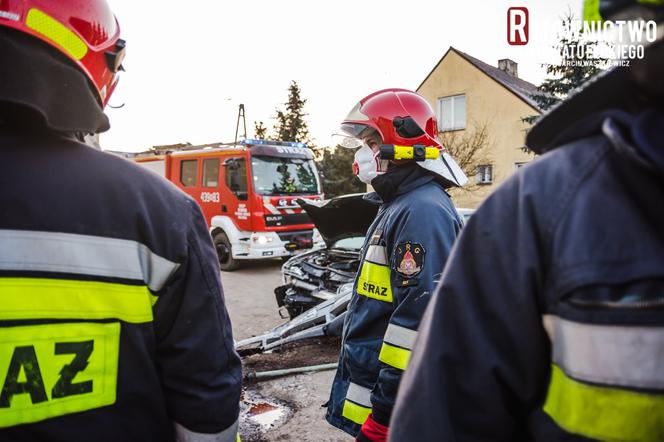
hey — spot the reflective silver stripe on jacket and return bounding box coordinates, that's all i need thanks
[543,314,664,389]
[0,229,180,292]
[383,323,417,350]
[365,245,387,265]
[174,419,238,442]
[346,382,372,407]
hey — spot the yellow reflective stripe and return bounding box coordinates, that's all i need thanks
[0,278,156,324]
[544,364,664,442]
[342,399,371,425]
[356,261,393,302]
[25,9,88,60]
[0,322,119,427]
[378,342,411,371]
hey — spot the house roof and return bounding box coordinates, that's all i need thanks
[417,47,543,113]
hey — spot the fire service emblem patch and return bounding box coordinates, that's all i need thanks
[394,242,425,278]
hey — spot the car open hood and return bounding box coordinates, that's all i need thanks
[297,193,379,248]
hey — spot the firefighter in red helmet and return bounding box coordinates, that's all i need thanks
[0,1,241,441]
[325,88,467,441]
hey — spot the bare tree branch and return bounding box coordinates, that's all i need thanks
[438,121,492,193]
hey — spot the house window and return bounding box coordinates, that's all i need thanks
[514,162,528,171]
[476,164,493,184]
[438,94,466,131]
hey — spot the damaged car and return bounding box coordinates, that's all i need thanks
[274,193,380,319]
[235,193,379,356]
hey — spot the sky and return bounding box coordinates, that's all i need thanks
[102,0,584,152]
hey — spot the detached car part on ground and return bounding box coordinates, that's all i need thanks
[235,284,352,356]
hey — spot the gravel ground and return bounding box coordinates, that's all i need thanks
[221,259,352,442]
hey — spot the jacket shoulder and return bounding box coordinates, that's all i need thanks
[389,182,460,233]
[80,146,199,218]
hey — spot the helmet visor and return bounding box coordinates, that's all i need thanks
[332,123,378,149]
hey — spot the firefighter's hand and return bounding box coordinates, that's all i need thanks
[356,414,388,442]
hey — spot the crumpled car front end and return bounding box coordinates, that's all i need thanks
[274,193,379,319]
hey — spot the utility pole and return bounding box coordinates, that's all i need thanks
[234,103,247,145]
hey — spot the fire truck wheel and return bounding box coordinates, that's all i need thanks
[213,232,240,271]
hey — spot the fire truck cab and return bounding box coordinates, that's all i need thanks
[134,139,324,270]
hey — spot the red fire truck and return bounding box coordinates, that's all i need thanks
[132,139,324,270]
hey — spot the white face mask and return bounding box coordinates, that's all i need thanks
[353,144,385,184]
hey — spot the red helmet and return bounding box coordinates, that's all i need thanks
[0,0,125,107]
[340,88,443,149]
[338,88,468,187]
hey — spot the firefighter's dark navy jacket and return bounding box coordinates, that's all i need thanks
[0,127,242,441]
[326,164,463,436]
[390,108,664,441]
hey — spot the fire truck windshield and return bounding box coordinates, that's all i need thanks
[251,155,320,195]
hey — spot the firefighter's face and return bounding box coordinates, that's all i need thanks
[362,133,382,153]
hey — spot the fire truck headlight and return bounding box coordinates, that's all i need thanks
[253,235,273,245]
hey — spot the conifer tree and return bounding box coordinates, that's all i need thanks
[273,81,313,147]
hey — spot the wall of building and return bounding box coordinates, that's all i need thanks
[417,50,537,209]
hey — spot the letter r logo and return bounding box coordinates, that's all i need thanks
[508,7,529,45]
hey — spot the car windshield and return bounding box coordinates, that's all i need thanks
[251,155,320,195]
[332,236,365,250]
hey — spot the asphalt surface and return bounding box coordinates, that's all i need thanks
[221,259,351,442]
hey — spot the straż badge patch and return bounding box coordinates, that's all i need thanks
[394,242,425,278]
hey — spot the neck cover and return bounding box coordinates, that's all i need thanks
[372,162,433,203]
[0,28,109,133]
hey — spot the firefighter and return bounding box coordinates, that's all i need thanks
[325,89,468,441]
[0,1,241,441]
[390,2,664,441]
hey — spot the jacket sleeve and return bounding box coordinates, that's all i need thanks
[388,178,551,441]
[152,201,242,439]
[370,199,462,425]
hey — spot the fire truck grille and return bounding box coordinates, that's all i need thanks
[264,213,311,227]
